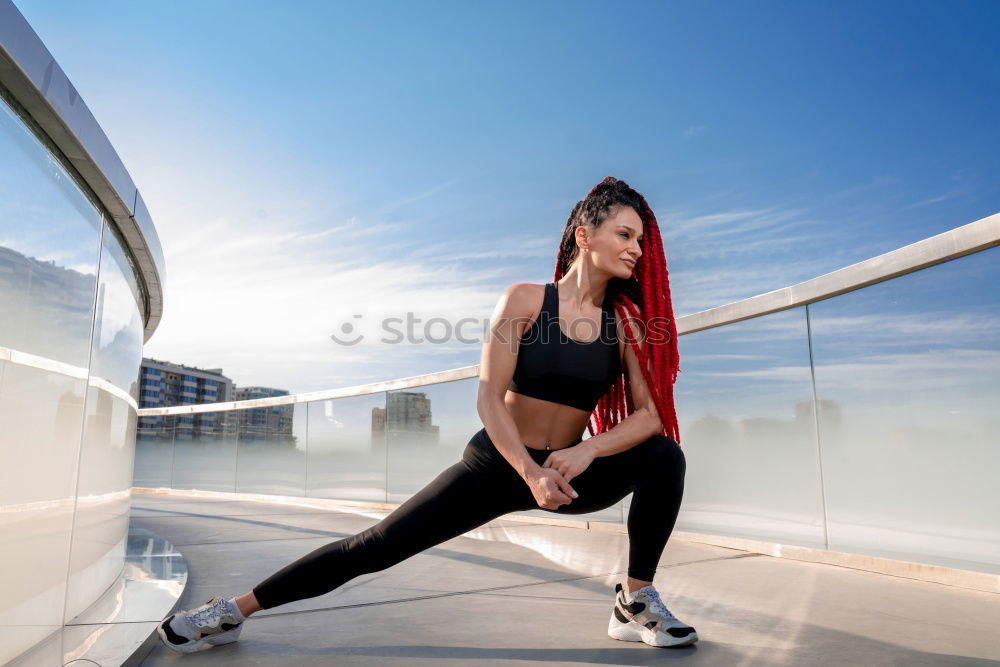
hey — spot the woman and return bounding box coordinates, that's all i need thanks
[157,176,696,653]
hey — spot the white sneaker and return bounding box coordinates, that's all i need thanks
[607,582,698,647]
[156,595,245,654]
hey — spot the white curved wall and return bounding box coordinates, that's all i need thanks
[0,91,145,664]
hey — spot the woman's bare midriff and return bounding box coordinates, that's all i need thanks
[504,390,591,450]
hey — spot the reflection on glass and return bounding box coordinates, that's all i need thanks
[236,403,307,496]
[0,96,103,367]
[385,379,480,502]
[810,247,1000,573]
[0,92,108,664]
[170,411,238,492]
[307,395,387,502]
[673,308,826,547]
[87,224,144,395]
[64,223,145,622]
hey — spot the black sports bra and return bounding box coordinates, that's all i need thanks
[507,282,622,412]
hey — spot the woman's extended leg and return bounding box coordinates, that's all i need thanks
[157,430,532,653]
[249,433,531,610]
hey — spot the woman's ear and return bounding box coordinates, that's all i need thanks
[574,226,590,251]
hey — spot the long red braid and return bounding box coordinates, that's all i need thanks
[553,176,682,445]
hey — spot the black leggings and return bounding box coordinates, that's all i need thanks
[252,427,686,609]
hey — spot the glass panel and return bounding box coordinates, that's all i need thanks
[306,395,387,502]
[810,247,1000,573]
[170,410,237,492]
[85,224,143,395]
[0,92,102,664]
[672,308,826,547]
[0,95,102,367]
[0,363,86,663]
[64,389,136,622]
[134,415,174,487]
[64,223,145,622]
[236,403,308,496]
[385,379,480,503]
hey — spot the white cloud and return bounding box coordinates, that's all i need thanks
[98,97,962,396]
[144,191,911,392]
[145,199,508,390]
[807,312,1000,345]
[900,188,966,210]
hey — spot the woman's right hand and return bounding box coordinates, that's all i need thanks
[525,467,578,510]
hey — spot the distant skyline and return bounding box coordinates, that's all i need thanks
[15,0,1000,392]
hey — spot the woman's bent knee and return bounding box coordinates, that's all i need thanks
[637,434,686,478]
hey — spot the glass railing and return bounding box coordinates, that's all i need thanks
[136,213,1000,576]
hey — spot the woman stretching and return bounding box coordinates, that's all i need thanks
[157,176,696,652]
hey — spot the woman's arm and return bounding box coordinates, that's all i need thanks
[477,284,577,508]
[584,308,664,457]
[476,284,540,479]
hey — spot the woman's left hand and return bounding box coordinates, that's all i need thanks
[542,441,597,483]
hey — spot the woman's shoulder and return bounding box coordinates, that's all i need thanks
[499,282,546,305]
[495,283,547,322]
[503,281,547,292]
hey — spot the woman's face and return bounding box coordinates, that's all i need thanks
[578,205,644,279]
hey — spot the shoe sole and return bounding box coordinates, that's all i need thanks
[608,616,699,647]
[156,617,242,654]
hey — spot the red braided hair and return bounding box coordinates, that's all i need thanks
[554,176,682,445]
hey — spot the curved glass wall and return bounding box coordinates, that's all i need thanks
[64,223,145,622]
[0,91,146,662]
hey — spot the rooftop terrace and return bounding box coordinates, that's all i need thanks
[134,492,1000,666]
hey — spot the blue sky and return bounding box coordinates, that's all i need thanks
[14,0,1000,392]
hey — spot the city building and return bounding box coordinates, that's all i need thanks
[230,385,295,444]
[136,357,234,442]
[372,391,440,446]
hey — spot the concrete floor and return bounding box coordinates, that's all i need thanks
[133,494,1000,666]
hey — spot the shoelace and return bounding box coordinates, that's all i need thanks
[188,599,229,629]
[643,588,680,624]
